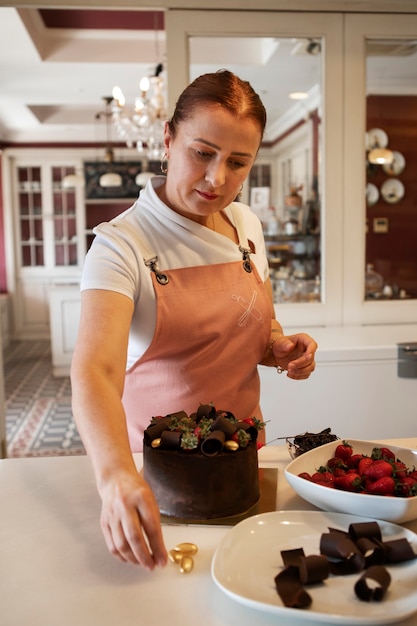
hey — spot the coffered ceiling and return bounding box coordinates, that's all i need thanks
[0,7,416,146]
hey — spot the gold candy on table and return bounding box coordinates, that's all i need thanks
[169,542,198,574]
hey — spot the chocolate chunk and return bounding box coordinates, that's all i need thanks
[211,414,238,436]
[200,430,225,456]
[349,521,382,543]
[160,430,182,449]
[383,538,417,563]
[299,555,330,585]
[274,566,312,609]
[354,565,391,602]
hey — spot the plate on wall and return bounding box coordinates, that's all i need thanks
[366,128,389,150]
[382,151,406,176]
[211,510,417,625]
[366,183,379,207]
[381,178,405,204]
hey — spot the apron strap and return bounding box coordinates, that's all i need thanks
[230,205,252,273]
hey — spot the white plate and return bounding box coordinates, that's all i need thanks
[382,151,406,176]
[381,178,405,204]
[366,128,389,150]
[366,183,379,207]
[211,511,417,625]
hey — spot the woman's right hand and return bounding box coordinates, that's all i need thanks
[99,469,168,570]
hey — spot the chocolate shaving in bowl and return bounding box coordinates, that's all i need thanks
[348,521,382,543]
[354,565,391,601]
[274,566,312,609]
[383,538,417,563]
[275,549,329,608]
[290,428,339,456]
[274,520,417,610]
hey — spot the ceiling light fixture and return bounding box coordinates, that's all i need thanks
[368,147,394,165]
[111,62,166,162]
[62,171,84,189]
[366,128,394,165]
[96,96,122,188]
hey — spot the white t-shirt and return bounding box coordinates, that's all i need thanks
[81,176,269,369]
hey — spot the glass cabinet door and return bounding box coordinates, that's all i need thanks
[15,163,82,271]
[166,10,344,327]
[344,13,417,325]
[51,166,78,267]
[17,166,44,267]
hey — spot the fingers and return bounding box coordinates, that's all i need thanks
[272,332,317,379]
[99,476,168,569]
[101,505,168,569]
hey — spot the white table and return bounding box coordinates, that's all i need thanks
[1,441,417,626]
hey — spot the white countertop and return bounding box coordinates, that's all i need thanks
[1,441,417,626]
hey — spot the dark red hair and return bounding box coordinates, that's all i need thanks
[168,70,267,141]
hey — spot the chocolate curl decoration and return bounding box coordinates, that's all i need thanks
[320,532,365,575]
[274,567,312,609]
[354,565,391,602]
[200,430,225,456]
[383,538,417,563]
[355,537,386,567]
[144,417,171,443]
[211,415,238,436]
[276,549,329,608]
[299,555,330,585]
[160,430,182,449]
[196,404,217,422]
[349,522,382,543]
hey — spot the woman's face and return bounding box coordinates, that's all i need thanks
[161,104,261,223]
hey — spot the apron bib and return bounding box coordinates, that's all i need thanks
[122,210,272,451]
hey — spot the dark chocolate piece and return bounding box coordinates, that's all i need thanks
[144,417,171,442]
[196,404,216,422]
[354,565,391,602]
[383,538,417,563]
[320,532,365,574]
[299,555,330,585]
[160,430,182,449]
[200,430,225,456]
[211,414,238,436]
[355,537,386,567]
[349,521,382,543]
[274,566,312,609]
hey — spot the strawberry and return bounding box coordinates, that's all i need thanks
[327,456,346,471]
[298,472,312,481]
[358,456,373,476]
[311,472,334,488]
[335,441,353,462]
[334,473,363,492]
[362,459,393,481]
[395,476,417,497]
[366,476,395,496]
[371,446,395,461]
[346,453,363,469]
[231,428,251,448]
[242,416,266,431]
[392,461,408,479]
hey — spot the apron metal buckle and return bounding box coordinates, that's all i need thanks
[239,246,252,273]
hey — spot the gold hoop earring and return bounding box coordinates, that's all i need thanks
[160,155,168,175]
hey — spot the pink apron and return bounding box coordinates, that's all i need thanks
[122,209,273,451]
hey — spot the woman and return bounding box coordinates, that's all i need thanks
[71,70,317,571]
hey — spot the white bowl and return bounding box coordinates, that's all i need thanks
[285,439,417,524]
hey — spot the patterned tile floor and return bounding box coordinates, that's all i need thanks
[4,340,85,457]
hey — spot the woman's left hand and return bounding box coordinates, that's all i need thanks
[271,333,317,379]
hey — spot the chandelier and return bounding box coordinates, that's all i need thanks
[110,63,167,161]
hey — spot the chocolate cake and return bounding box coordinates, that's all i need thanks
[142,404,262,520]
